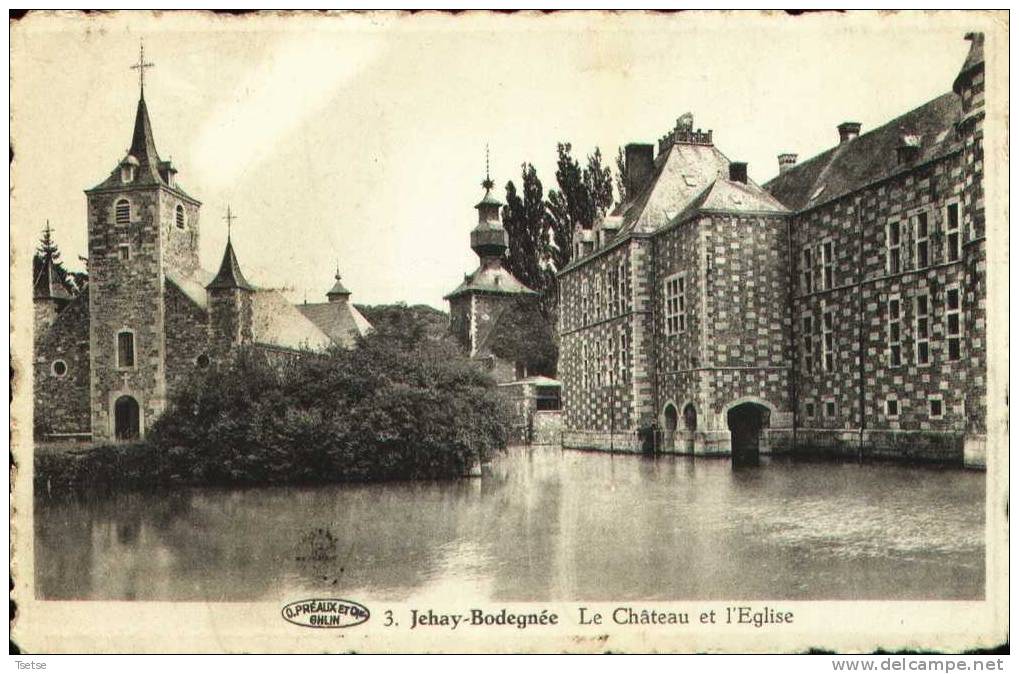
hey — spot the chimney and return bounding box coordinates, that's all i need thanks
[624,143,655,198]
[837,122,862,144]
[778,153,798,174]
[729,161,748,184]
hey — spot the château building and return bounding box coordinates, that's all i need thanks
[33,53,371,443]
[557,33,987,466]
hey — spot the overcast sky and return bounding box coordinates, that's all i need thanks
[11,12,977,310]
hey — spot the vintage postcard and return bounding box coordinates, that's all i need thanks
[9,10,1009,654]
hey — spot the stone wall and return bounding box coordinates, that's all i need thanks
[789,147,976,451]
[158,189,201,274]
[558,240,641,434]
[447,295,471,352]
[164,281,211,400]
[33,293,91,437]
[87,186,168,441]
[957,53,987,467]
[651,213,794,453]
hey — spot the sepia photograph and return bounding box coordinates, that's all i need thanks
[9,9,1008,655]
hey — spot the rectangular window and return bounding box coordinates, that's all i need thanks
[801,314,814,373]
[664,274,685,336]
[581,280,590,325]
[608,267,619,316]
[116,331,135,369]
[946,202,961,262]
[929,396,944,419]
[888,296,902,368]
[594,277,603,321]
[824,399,837,419]
[915,293,930,365]
[946,286,962,361]
[801,247,813,294]
[886,398,899,418]
[913,211,930,268]
[805,402,815,419]
[822,309,835,372]
[821,239,834,290]
[886,220,901,274]
[619,261,629,312]
[618,330,629,380]
[118,244,131,261]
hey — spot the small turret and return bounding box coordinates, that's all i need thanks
[326,266,351,303]
[206,208,253,351]
[470,172,509,263]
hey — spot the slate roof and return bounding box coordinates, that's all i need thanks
[498,375,562,388]
[444,261,538,300]
[252,290,333,352]
[87,95,198,202]
[166,267,214,310]
[297,301,372,348]
[670,175,787,226]
[615,142,739,235]
[764,92,963,213]
[561,139,785,273]
[33,256,72,301]
[207,239,255,291]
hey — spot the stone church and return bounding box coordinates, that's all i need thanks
[33,65,371,443]
[558,33,987,466]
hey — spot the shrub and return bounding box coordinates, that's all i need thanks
[145,306,513,485]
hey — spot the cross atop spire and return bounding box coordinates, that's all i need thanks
[223,206,237,241]
[130,40,155,99]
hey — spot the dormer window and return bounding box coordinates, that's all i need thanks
[176,204,185,229]
[120,155,139,184]
[115,198,130,225]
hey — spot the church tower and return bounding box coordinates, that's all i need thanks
[445,156,537,378]
[84,44,202,441]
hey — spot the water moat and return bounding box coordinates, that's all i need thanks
[35,446,984,602]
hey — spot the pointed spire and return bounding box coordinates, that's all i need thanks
[207,239,254,291]
[327,263,351,302]
[128,94,161,171]
[34,253,70,302]
[126,41,161,174]
[207,208,253,291]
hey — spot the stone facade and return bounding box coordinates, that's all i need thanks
[557,34,986,466]
[33,292,91,438]
[33,87,370,443]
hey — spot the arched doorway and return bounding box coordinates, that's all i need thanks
[727,402,769,466]
[682,403,697,453]
[663,403,678,451]
[114,395,140,440]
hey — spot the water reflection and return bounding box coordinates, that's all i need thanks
[35,447,985,601]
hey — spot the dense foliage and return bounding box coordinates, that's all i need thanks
[499,144,619,376]
[33,224,87,296]
[36,307,514,489]
[486,297,558,377]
